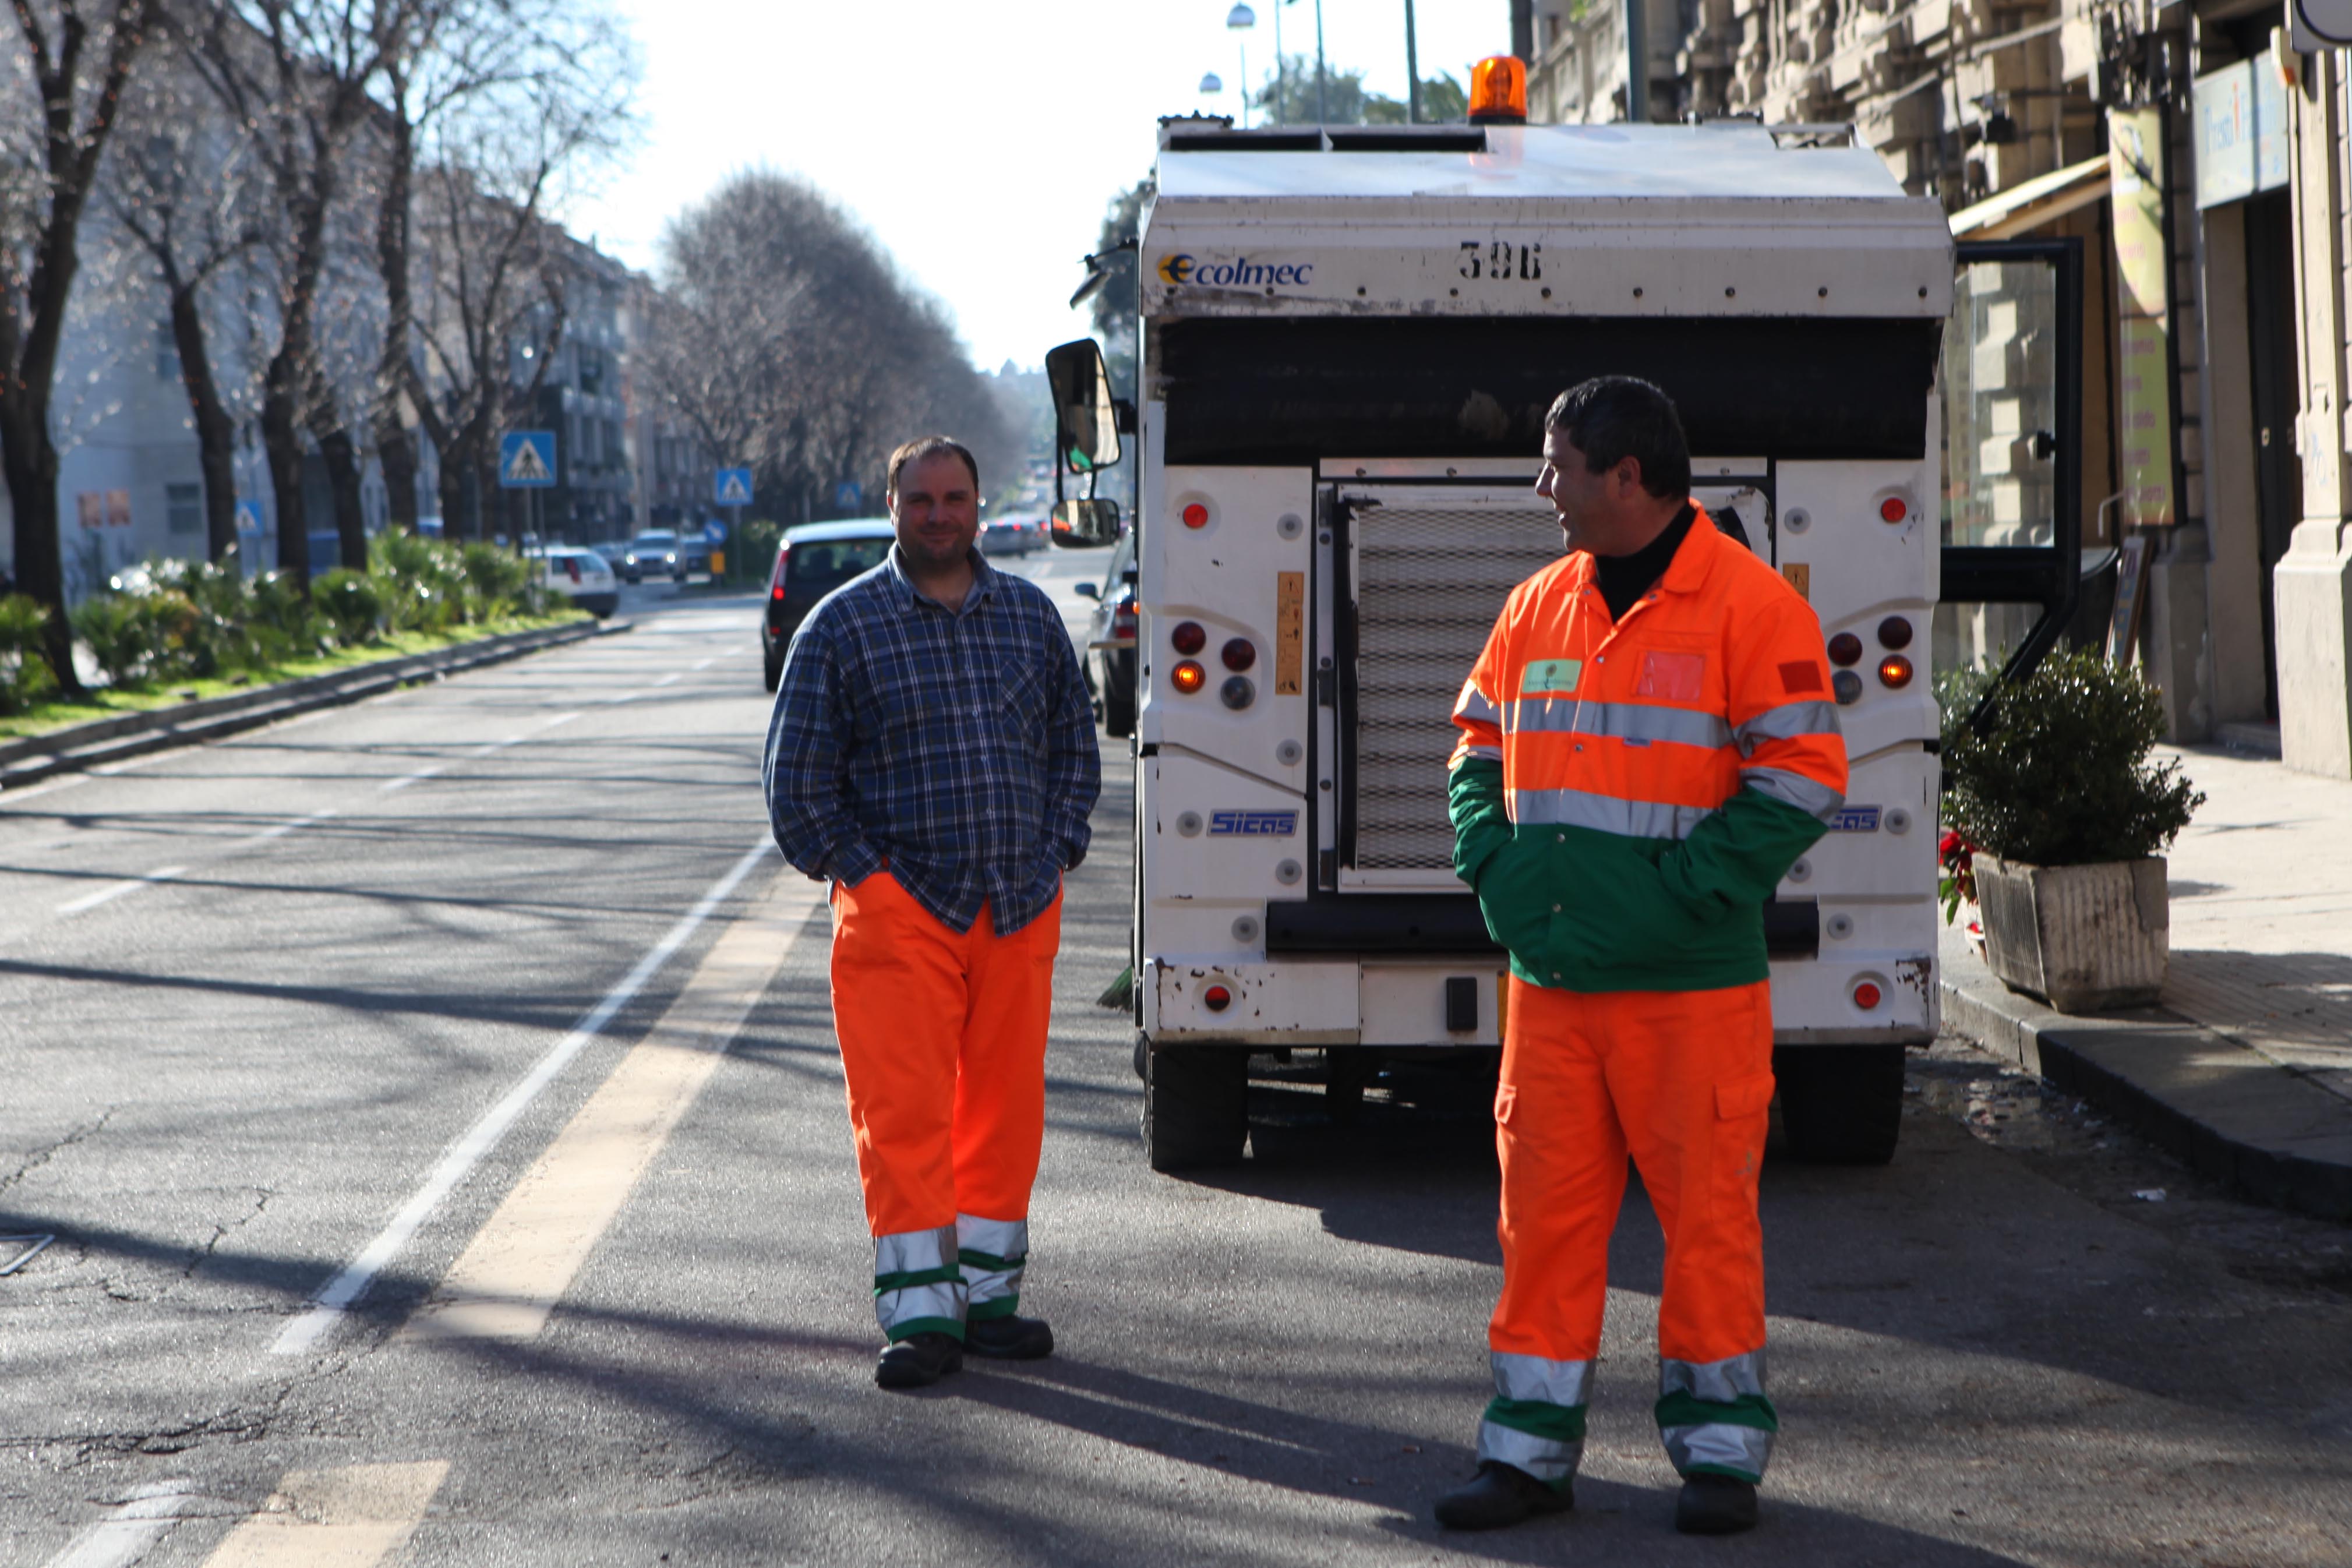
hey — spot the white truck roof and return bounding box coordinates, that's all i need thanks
[1145,123,1954,320]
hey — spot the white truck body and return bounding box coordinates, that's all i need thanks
[1125,121,1959,1079]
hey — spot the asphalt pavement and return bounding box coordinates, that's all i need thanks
[4,564,2350,1566]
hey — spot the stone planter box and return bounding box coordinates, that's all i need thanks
[1975,854,2169,1013]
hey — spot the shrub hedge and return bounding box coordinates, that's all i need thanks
[36,538,557,698]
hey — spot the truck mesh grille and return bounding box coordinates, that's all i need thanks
[1352,502,1562,872]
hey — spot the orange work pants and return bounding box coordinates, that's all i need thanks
[828,869,1061,1343]
[1476,977,1779,1487]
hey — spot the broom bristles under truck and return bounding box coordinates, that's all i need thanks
[1046,82,2082,1172]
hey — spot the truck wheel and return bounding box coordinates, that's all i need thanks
[1773,1044,1906,1166]
[1143,1044,1248,1171]
[1103,679,1136,738]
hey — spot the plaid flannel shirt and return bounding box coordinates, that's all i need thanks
[762,546,1101,935]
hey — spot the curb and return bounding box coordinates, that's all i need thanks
[0,617,628,791]
[1939,949,2352,1222]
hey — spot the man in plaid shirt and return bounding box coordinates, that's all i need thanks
[764,435,1100,1391]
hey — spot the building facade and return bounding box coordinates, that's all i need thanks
[1526,0,2352,779]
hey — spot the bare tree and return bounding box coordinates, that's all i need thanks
[641,171,1013,523]
[104,54,268,563]
[182,0,398,585]
[368,0,635,535]
[1,0,157,695]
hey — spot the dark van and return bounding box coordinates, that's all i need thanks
[761,518,896,690]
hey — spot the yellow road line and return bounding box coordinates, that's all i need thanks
[199,1461,447,1567]
[399,871,822,1342]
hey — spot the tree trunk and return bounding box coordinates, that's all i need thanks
[262,357,310,588]
[0,407,79,695]
[310,410,369,570]
[373,113,421,534]
[165,275,241,564]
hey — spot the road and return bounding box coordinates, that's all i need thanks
[3,559,2349,1567]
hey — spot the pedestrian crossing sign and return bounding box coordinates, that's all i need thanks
[715,468,753,507]
[499,430,556,489]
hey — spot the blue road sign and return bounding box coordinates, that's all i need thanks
[834,479,863,510]
[714,467,754,507]
[703,518,729,544]
[500,430,556,489]
[234,499,264,534]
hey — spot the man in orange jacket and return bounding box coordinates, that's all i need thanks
[1435,378,1847,1536]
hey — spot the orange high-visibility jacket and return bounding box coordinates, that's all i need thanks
[1448,507,1849,993]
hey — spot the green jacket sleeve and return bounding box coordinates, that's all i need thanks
[1448,757,1514,888]
[1657,789,1828,922]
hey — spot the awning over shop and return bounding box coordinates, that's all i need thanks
[1948,154,2113,239]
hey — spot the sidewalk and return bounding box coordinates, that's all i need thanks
[1937,743,2352,1221]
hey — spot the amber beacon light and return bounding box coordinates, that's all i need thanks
[1468,56,1527,124]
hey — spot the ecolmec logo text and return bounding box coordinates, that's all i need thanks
[1157,254,1314,288]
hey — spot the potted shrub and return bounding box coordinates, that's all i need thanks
[1938,651,2203,1012]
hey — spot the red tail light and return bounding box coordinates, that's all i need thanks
[769,545,790,601]
[1111,606,1138,641]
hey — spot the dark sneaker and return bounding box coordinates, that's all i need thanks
[1675,1474,1760,1535]
[965,1313,1054,1360]
[874,1332,962,1390]
[1433,1461,1574,1530]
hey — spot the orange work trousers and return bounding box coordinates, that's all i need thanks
[1477,977,1779,1487]
[829,868,1061,1343]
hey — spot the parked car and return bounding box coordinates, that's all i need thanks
[762,518,896,690]
[591,541,638,584]
[541,545,619,618]
[981,513,1046,556]
[1075,527,1138,735]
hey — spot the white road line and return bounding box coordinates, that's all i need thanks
[270,837,776,1356]
[235,808,338,849]
[401,874,821,1342]
[652,672,681,687]
[197,1462,447,1567]
[40,1480,204,1568]
[378,763,445,793]
[57,866,186,917]
[691,657,715,671]
[0,774,92,805]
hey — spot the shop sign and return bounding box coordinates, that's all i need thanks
[2193,57,2289,210]
[2110,107,2178,528]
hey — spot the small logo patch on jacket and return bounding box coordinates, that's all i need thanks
[1209,810,1298,836]
[1522,658,1581,695]
[1779,660,1826,695]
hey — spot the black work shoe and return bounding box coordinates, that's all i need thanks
[1433,1461,1574,1530]
[964,1313,1054,1360]
[874,1332,962,1390]
[1675,1474,1760,1535]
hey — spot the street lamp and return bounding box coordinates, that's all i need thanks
[1227,3,1256,128]
[1199,70,1224,97]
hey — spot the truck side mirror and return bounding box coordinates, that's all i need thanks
[1050,498,1121,548]
[1046,338,1123,472]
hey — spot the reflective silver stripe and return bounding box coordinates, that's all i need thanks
[1477,1420,1582,1486]
[1455,678,1502,726]
[1662,1350,1767,1405]
[1508,697,1732,750]
[1740,767,1844,821]
[1492,1351,1594,1408]
[876,1279,963,1337]
[1659,1351,1773,1481]
[957,1213,1029,1306]
[1732,700,1842,754]
[1510,786,1717,840]
[875,1225,957,1279]
[1455,744,1502,765]
[1661,1421,1773,1480]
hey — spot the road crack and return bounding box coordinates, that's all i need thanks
[0,1106,116,1198]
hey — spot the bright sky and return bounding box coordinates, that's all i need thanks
[565,1,1512,372]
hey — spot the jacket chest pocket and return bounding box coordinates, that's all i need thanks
[1620,631,1716,707]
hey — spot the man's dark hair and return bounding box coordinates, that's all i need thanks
[1544,377,1690,500]
[886,435,980,500]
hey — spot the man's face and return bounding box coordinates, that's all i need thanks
[890,451,980,571]
[1534,426,1643,556]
